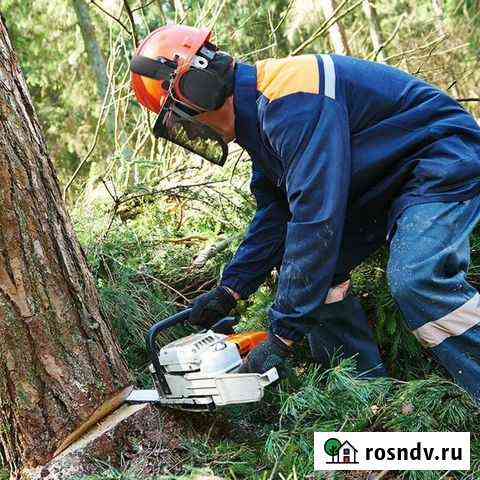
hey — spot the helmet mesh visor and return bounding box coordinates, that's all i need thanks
[154,106,228,166]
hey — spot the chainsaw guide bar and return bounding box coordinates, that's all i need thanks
[127,367,278,411]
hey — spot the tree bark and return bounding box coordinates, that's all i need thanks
[432,0,447,36]
[320,0,351,55]
[70,0,115,134]
[170,0,186,18]
[362,0,386,62]
[0,16,130,477]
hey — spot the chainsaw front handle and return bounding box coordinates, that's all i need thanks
[147,309,190,394]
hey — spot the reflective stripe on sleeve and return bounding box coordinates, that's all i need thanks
[320,54,336,100]
[413,293,480,348]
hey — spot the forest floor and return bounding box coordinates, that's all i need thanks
[51,189,479,480]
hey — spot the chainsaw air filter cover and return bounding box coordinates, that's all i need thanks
[158,331,242,376]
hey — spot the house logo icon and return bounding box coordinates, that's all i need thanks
[324,438,359,464]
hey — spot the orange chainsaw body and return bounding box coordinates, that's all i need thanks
[227,331,268,356]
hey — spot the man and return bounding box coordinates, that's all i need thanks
[131,25,480,400]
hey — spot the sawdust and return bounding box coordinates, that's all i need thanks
[54,402,149,460]
[23,405,184,480]
[53,386,135,458]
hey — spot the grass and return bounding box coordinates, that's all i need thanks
[69,192,480,480]
[77,468,219,480]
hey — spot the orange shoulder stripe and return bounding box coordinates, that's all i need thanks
[256,55,320,102]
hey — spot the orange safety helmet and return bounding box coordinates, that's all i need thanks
[132,25,211,114]
[130,25,234,165]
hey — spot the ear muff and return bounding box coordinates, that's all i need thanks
[178,52,234,111]
[178,68,230,111]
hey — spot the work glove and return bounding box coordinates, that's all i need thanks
[238,332,292,378]
[189,286,237,329]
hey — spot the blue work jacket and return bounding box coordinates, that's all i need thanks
[221,54,480,342]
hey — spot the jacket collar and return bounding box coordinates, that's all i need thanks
[233,62,261,155]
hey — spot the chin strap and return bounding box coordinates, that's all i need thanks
[130,55,177,81]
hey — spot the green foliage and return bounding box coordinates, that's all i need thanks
[382,377,479,432]
[2,0,110,179]
[77,468,217,480]
[236,286,274,332]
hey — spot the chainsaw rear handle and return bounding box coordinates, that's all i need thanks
[146,308,239,385]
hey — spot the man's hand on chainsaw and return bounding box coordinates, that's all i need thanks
[238,332,292,378]
[189,286,238,329]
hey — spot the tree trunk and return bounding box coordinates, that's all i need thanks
[70,0,115,134]
[170,0,186,18]
[432,0,447,36]
[320,0,351,55]
[0,16,130,477]
[362,0,386,62]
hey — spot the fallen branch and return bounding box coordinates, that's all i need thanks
[192,236,234,268]
[114,180,227,221]
[101,252,190,303]
[162,235,209,244]
[117,180,227,205]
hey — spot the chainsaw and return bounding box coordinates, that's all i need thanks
[128,308,279,410]
[53,309,278,459]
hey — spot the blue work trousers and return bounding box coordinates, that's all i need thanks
[388,198,480,401]
[309,198,480,401]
